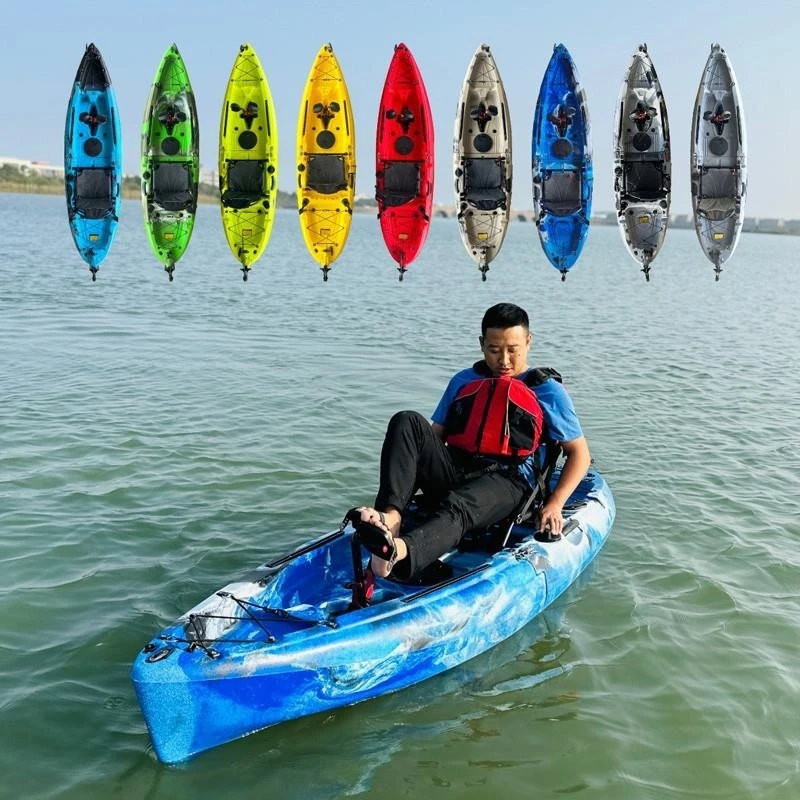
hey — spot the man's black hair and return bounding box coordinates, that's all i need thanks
[481,303,530,336]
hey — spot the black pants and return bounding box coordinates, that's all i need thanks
[374,411,529,576]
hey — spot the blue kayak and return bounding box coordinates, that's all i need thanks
[132,468,614,763]
[532,44,593,279]
[64,43,122,280]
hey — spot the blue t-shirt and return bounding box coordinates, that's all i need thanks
[431,366,583,487]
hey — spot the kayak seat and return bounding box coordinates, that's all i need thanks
[460,443,564,553]
[74,168,114,219]
[306,155,347,195]
[387,558,453,587]
[397,490,536,557]
[464,158,505,211]
[153,162,195,212]
[378,161,420,207]
[541,170,582,217]
[697,167,740,220]
[222,160,265,209]
[458,510,537,554]
[623,160,667,202]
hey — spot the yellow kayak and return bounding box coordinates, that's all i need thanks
[219,43,278,280]
[297,43,355,280]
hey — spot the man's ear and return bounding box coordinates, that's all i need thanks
[478,335,484,348]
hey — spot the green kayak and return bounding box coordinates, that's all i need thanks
[141,44,200,280]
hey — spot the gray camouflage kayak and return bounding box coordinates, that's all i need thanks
[690,43,747,280]
[613,44,671,281]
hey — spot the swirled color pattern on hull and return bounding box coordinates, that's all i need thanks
[613,44,671,281]
[141,44,200,280]
[532,44,593,279]
[690,44,747,280]
[132,469,614,764]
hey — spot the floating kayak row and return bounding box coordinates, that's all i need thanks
[613,42,747,281]
[64,42,747,281]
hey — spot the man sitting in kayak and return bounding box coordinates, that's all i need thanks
[349,303,591,580]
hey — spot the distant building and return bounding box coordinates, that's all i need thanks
[199,166,217,187]
[0,156,65,179]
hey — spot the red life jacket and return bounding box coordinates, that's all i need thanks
[443,363,560,460]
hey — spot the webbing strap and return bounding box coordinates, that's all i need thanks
[500,443,563,548]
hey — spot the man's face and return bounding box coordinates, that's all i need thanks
[479,325,531,377]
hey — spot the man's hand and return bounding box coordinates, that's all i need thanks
[536,497,565,537]
[537,436,591,538]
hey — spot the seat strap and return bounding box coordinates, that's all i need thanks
[499,443,563,548]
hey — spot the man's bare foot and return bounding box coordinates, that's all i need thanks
[353,507,407,577]
[370,535,408,577]
[354,506,401,537]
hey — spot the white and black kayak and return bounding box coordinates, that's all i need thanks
[690,43,747,280]
[131,469,614,763]
[453,44,513,280]
[613,44,671,281]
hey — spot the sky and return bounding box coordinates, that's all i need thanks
[1,0,798,218]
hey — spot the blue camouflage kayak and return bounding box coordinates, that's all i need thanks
[532,44,593,279]
[64,43,122,280]
[132,468,614,763]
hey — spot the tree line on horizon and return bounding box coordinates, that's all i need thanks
[0,163,380,209]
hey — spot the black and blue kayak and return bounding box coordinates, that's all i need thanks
[532,44,593,280]
[132,468,614,764]
[64,43,122,280]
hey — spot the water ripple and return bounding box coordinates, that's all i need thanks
[1,196,800,797]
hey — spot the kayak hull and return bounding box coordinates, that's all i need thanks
[690,44,747,278]
[532,44,593,277]
[613,44,671,278]
[375,43,434,274]
[218,43,278,275]
[132,469,614,764]
[297,43,356,277]
[453,44,512,276]
[141,44,200,276]
[64,43,122,275]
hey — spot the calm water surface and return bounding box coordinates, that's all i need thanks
[1,193,799,799]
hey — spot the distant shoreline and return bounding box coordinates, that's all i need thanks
[1,182,798,235]
[0,182,221,205]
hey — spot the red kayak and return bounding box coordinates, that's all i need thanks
[375,43,434,279]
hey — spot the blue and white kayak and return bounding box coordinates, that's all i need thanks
[131,468,615,764]
[532,44,592,280]
[64,43,122,280]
